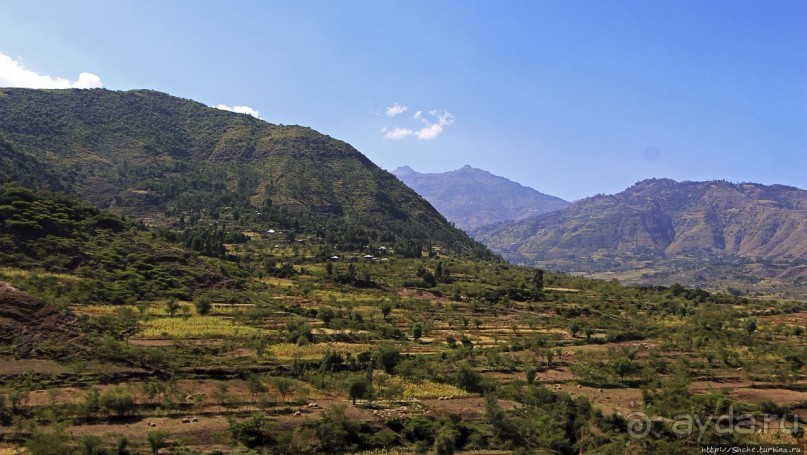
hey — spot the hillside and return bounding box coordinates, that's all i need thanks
[392,165,569,231]
[475,178,807,296]
[3,174,807,453]
[3,203,807,453]
[0,183,234,303]
[0,281,93,359]
[0,88,484,255]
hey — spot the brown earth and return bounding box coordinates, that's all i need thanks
[0,281,93,359]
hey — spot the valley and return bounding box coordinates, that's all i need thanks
[0,89,805,454]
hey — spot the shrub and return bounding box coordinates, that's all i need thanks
[230,413,269,448]
[100,387,135,418]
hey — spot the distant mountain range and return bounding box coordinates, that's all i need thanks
[474,178,807,297]
[0,88,486,255]
[2,88,803,296]
[392,165,569,231]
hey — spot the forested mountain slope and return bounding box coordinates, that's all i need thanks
[0,88,486,255]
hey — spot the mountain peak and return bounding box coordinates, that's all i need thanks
[0,87,485,255]
[475,179,807,293]
[392,165,418,175]
[394,165,569,231]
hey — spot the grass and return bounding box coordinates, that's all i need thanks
[0,266,83,282]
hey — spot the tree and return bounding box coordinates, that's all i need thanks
[194,296,211,315]
[320,351,344,374]
[314,405,360,454]
[533,269,544,292]
[347,376,369,405]
[147,430,170,455]
[110,308,140,343]
[569,321,580,338]
[611,357,636,382]
[380,302,392,320]
[319,307,335,327]
[76,387,100,421]
[746,318,758,335]
[485,394,522,447]
[525,366,538,384]
[79,435,105,455]
[246,373,266,403]
[252,336,270,359]
[412,322,423,341]
[25,427,72,455]
[433,425,459,455]
[545,349,555,368]
[214,381,230,407]
[100,387,135,418]
[434,261,453,284]
[165,297,180,317]
[456,363,486,394]
[270,377,294,402]
[374,345,401,374]
[785,353,804,381]
[230,413,268,448]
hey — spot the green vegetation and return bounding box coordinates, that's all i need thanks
[0,183,233,303]
[3,215,804,453]
[0,87,805,454]
[0,87,490,257]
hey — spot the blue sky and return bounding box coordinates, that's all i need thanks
[1,1,804,200]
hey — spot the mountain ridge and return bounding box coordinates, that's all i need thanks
[474,178,807,295]
[392,165,569,231]
[0,88,487,255]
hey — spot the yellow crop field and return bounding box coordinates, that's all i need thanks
[267,342,373,360]
[312,289,391,305]
[140,316,267,339]
[375,372,473,399]
[74,302,194,317]
[0,266,82,282]
[261,277,296,287]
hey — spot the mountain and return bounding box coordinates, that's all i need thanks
[0,183,234,303]
[392,165,569,231]
[474,178,807,296]
[0,88,484,254]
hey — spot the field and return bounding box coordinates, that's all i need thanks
[2,236,807,454]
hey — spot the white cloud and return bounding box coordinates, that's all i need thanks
[72,72,103,88]
[0,52,103,89]
[385,102,408,117]
[381,106,455,141]
[433,110,455,127]
[382,126,414,140]
[415,123,444,140]
[215,104,262,119]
